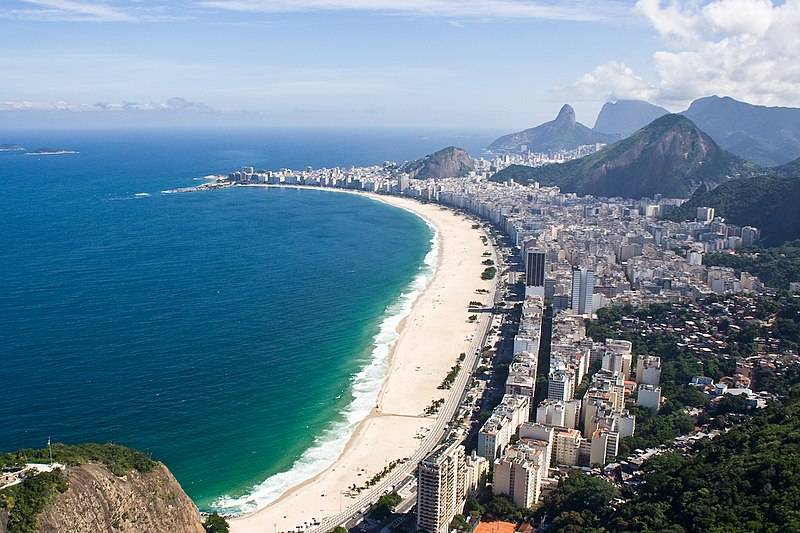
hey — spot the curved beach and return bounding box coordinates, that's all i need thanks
[229,192,494,533]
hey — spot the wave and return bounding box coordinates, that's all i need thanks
[211,213,439,516]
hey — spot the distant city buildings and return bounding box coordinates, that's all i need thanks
[220,154,770,520]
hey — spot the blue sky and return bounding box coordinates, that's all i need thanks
[1,0,797,129]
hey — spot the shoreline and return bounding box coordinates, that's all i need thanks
[227,185,495,532]
[213,184,440,517]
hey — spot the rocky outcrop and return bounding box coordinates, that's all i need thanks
[402,146,474,179]
[36,463,204,533]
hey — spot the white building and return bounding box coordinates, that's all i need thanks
[637,384,662,414]
[417,441,467,533]
[493,444,545,509]
[636,355,662,386]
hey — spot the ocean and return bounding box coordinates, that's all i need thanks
[0,127,498,512]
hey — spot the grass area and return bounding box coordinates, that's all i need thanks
[0,443,155,477]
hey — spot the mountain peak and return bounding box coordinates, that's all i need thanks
[593,99,669,136]
[487,104,615,154]
[490,113,755,198]
[555,104,576,125]
[682,95,800,165]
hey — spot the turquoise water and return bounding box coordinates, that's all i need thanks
[0,128,495,510]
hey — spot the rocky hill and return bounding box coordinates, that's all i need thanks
[669,172,800,246]
[401,146,473,179]
[682,95,800,166]
[490,114,756,199]
[487,104,617,154]
[775,156,800,177]
[0,443,210,533]
[593,99,669,136]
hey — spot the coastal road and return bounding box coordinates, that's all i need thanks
[308,229,500,533]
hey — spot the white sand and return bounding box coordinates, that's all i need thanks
[230,191,494,533]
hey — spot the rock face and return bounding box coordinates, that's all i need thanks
[35,463,205,533]
[682,95,800,166]
[491,114,756,199]
[402,146,473,179]
[487,104,617,154]
[593,100,669,136]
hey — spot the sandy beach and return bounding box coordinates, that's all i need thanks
[230,190,494,533]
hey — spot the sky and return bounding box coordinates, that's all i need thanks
[0,0,798,129]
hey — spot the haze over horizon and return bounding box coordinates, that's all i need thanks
[1,0,799,129]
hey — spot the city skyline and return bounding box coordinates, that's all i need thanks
[2,0,798,128]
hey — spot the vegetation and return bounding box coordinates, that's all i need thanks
[439,361,462,389]
[330,527,348,533]
[424,398,445,416]
[466,494,534,522]
[481,267,497,280]
[704,242,800,288]
[0,443,155,476]
[451,514,471,531]
[203,513,230,533]
[667,172,800,245]
[540,400,800,532]
[482,259,495,266]
[0,443,157,533]
[370,492,401,520]
[0,470,68,533]
[539,294,800,532]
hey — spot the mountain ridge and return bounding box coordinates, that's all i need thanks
[593,100,670,136]
[682,95,800,166]
[487,104,617,154]
[490,114,757,199]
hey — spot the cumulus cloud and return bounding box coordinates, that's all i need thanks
[573,61,658,102]
[576,0,800,107]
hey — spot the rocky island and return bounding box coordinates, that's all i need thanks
[0,144,24,152]
[25,148,79,156]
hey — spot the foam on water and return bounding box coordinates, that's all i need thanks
[211,212,438,515]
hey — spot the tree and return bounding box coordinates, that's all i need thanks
[204,513,229,533]
[371,492,402,520]
[451,514,470,531]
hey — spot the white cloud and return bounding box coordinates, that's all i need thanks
[576,0,800,108]
[11,0,135,21]
[573,61,658,102]
[195,0,630,22]
[0,97,216,112]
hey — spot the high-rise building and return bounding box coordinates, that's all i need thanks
[417,441,467,533]
[636,355,662,386]
[741,226,760,246]
[525,249,546,297]
[570,267,594,315]
[492,444,545,508]
[697,206,715,223]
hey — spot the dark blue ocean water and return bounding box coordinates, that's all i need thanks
[0,128,497,510]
